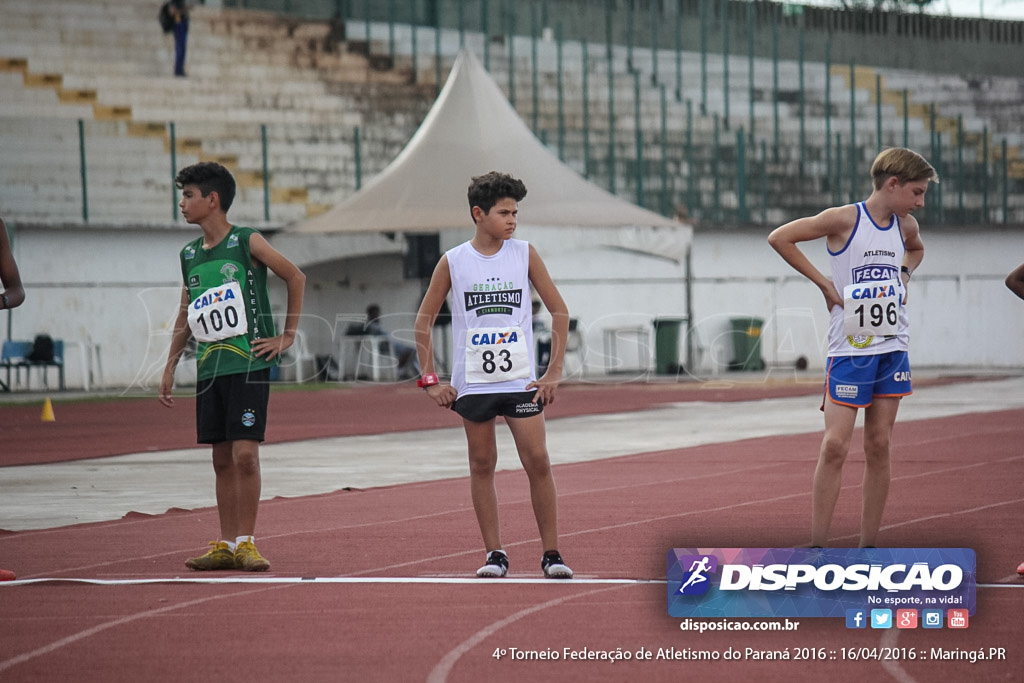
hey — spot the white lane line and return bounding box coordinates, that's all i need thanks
[0,576,661,587]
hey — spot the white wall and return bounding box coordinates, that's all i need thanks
[519,225,690,378]
[2,226,193,391]
[294,254,426,366]
[4,224,1022,390]
[690,226,1024,375]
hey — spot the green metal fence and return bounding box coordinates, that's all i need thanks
[30,0,1023,227]
[214,0,1023,226]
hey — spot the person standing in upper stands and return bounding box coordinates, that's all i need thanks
[169,0,190,77]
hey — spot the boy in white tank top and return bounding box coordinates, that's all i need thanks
[768,148,937,549]
[414,172,573,579]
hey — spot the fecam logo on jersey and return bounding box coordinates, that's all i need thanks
[852,264,898,283]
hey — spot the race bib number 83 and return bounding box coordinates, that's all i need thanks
[843,279,899,337]
[187,281,248,343]
[465,326,530,384]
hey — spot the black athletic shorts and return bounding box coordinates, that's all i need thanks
[451,391,543,423]
[195,369,271,444]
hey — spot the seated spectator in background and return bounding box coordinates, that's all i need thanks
[348,304,420,380]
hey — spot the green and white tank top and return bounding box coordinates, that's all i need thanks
[180,226,277,380]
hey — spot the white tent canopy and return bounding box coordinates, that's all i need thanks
[283,49,694,376]
[290,50,690,262]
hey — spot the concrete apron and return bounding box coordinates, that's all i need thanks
[2,377,1022,531]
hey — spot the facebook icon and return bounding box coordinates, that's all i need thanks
[845,609,867,629]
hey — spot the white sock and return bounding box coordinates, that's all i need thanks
[235,535,254,548]
[224,539,237,551]
[488,549,507,560]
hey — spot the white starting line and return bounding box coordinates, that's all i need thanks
[0,576,663,587]
[0,576,1018,588]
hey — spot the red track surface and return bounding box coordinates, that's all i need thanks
[0,375,977,466]
[1,379,1021,682]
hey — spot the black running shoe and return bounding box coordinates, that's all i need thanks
[476,550,509,578]
[541,550,573,579]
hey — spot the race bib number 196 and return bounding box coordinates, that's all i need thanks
[465,326,531,384]
[187,281,248,343]
[843,279,899,337]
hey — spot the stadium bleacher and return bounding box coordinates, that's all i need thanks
[0,0,1021,227]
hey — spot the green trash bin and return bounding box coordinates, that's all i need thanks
[653,317,686,375]
[728,317,765,371]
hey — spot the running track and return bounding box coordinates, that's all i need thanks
[1,376,1021,682]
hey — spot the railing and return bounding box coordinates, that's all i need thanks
[223,0,1024,75]
[5,2,1021,227]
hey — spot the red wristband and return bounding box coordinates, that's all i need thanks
[417,373,439,388]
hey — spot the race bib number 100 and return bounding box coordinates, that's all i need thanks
[843,280,899,337]
[465,326,531,384]
[187,281,248,343]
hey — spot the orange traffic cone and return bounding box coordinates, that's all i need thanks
[41,397,55,422]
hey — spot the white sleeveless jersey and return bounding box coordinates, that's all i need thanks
[447,238,535,397]
[827,202,909,356]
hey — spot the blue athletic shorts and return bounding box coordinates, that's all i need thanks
[825,351,911,408]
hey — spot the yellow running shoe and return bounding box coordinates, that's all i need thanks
[185,541,235,571]
[234,540,270,571]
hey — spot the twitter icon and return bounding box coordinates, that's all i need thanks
[870,609,892,629]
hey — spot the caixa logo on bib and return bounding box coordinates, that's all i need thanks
[192,286,237,310]
[667,548,976,618]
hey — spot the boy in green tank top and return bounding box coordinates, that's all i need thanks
[160,162,306,572]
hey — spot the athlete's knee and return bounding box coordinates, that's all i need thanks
[468,451,498,477]
[818,436,849,468]
[520,450,552,479]
[862,439,892,467]
[862,424,893,461]
[231,443,261,475]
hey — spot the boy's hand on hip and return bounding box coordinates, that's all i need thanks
[252,334,292,360]
[822,283,842,312]
[526,377,559,406]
